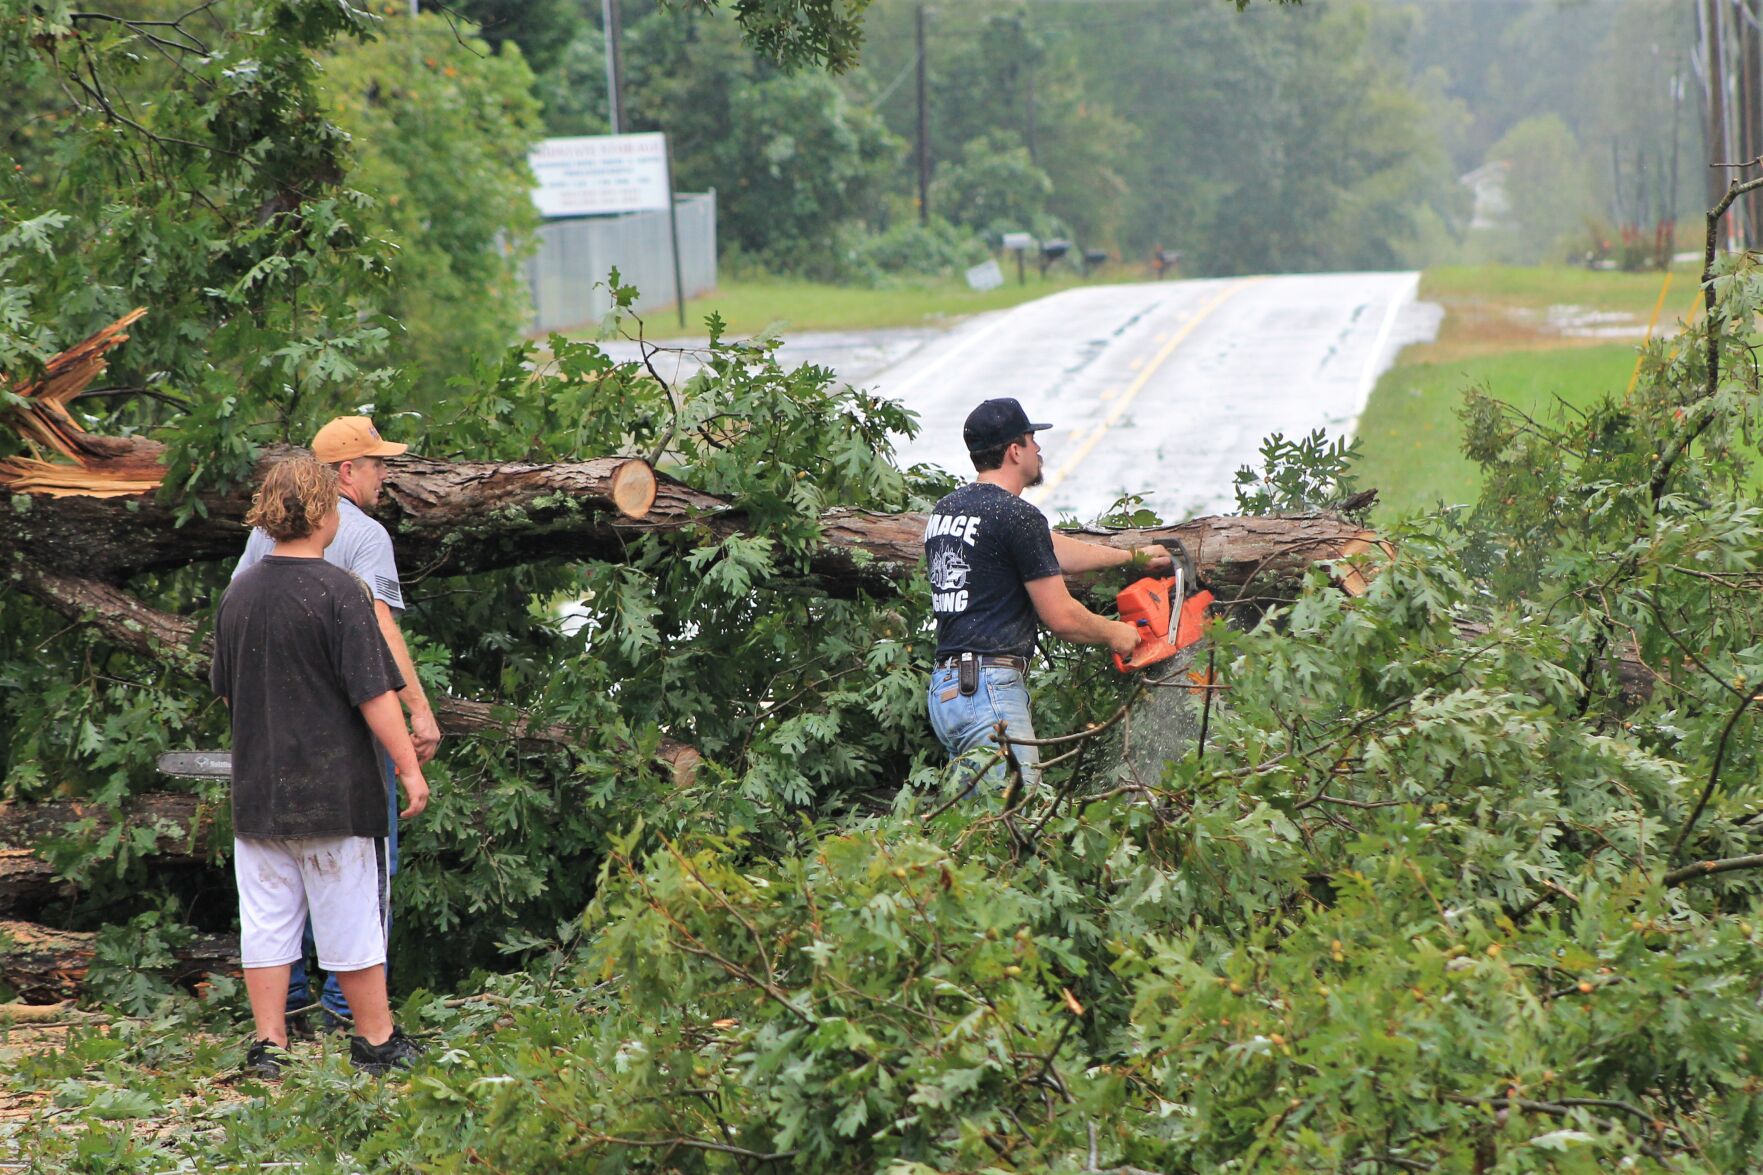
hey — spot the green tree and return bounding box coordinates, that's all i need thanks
[440,0,585,75]
[625,9,902,274]
[322,14,543,379]
[1479,114,1595,264]
[929,132,1054,238]
[532,21,612,136]
[927,8,1136,247]
[12,3,1763,1170]
[1062,1,1466,273]
[0,0,397,485]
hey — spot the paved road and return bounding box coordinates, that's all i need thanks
[876,273,1439,523]
[605,326,943,394]
[604,272,1439,524]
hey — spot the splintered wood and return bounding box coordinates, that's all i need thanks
[0,307,166,497]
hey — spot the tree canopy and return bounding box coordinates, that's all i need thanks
[4,2,1763,1171]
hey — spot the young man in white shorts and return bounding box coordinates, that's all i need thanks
[211,454,430,1078]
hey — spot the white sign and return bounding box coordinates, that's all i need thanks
[965,259,1004,291]
[529,133,670,218]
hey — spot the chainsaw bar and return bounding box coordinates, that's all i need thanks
[155,751,232,779]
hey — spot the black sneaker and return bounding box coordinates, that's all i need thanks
[244,1039,289,1080]
[348,1028,425,1075]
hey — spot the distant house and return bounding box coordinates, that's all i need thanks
[1460,160,1511,232]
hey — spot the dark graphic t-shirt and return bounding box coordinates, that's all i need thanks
[211,557,404,839]
[925,482,1062,660]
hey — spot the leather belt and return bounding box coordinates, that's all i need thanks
[935,654,1029,673]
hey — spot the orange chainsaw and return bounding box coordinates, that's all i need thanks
[1113,561,1213,674]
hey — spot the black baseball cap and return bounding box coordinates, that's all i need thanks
[963,398,1052,453]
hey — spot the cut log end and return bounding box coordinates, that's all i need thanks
[1332,532,1396,597]
[611,459,658,519]
[661,743,703,789]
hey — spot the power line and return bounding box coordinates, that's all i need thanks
[871,47,923,105]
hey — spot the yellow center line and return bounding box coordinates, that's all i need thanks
[1027,278,1261,505]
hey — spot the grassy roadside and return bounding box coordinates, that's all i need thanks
[1352,264,1702,519]
[615,269,1152,339]
[1352,344,1642,515]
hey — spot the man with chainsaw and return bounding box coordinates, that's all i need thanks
[924,397,1171,791]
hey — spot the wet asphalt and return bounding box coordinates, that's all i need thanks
[603,272,1440,525]
[880,273,1440,524]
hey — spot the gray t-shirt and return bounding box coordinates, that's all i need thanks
[234,496,403,612]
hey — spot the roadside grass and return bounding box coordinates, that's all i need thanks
[1352,344,1640,518]
[1354,263,1700,520]
[1422,263,1701,315]
[607,268,1151,340]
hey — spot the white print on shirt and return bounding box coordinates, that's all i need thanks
[929,547,972,613]
[923,513,982,544]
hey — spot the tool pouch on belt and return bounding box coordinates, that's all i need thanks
[958,652,978,697]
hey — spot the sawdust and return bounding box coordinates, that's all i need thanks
[1120,647,1208,785]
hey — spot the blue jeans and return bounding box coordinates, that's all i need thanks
[286,749,397,1020]
[926,665,1041,793]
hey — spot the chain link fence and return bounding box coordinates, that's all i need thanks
[526,191,717,334]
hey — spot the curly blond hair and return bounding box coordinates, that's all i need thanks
[245,453,339,542]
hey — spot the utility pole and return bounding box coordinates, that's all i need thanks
[1669,66,1682,260]
[603,0,625,134]
[916,3,930,226]
[1745,1,1763,245]
[1705,0,1730,239]
[1025,60,1038,167]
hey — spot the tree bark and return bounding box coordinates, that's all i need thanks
[0,918,237,1004]
[7,566,701,780]
[1,850,64,911]
[0,438,658,582]
[0,793,218,914]
[0,793,215,855]
[1,437,1388,598]
[1452,620,1651,707]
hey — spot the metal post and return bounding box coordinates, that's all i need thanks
[603,0,625,134]
[665,136,687,330]
[916,4,930,226]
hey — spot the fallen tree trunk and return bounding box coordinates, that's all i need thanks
[0,438,660,581]
[1453,619,1652,707]
[0,793,214,854]
[0,918,237,1004]
[1,436,1388,598]
[1,850,64,911]
[6,566,701,780]
[0,794,218,914]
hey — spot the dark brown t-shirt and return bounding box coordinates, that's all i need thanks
[211,556,404,838]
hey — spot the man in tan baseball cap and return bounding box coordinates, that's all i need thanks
[311,415,409,464]
[232,415,437,1033]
